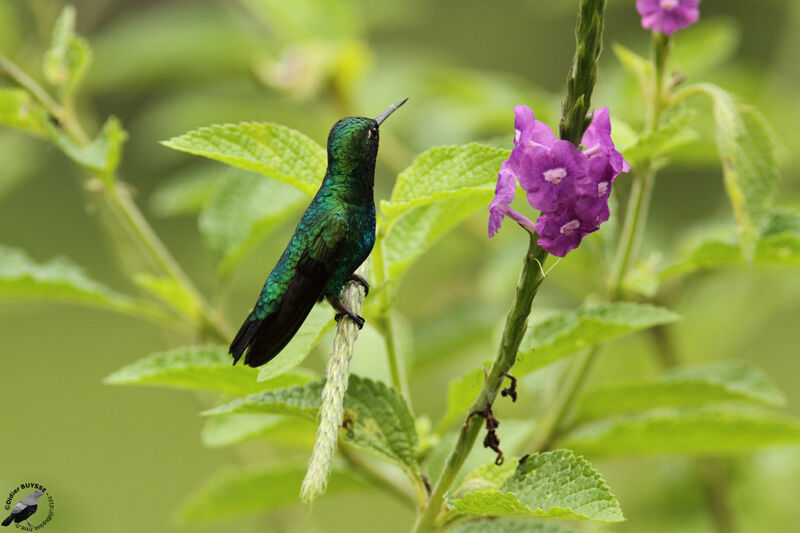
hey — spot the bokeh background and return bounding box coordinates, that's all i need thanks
[1,0,799,532]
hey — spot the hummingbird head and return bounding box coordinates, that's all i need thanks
[325,98,408,181]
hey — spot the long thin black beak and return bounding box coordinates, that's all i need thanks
[374,97,408,126]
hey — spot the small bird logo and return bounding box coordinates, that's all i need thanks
[2,489,43,528]
[229,98,408,368]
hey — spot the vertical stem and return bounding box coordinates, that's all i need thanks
[412,235,548,533]
[372,234,412,404]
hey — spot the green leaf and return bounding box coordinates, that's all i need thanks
[104,345,314,395]
[199,171,308,276]
[341,375,420,471]
[0,245,173,324]
[575,361,785,422]
[450,518,579,533]
[161,122,326,195]
[382,193,491,281]
[201,414,316,449]
[447,450,624,522]
[204,380,323,420]
[693,84,779,262]
[621,108,698,166]
[561,406,800,458]
[43,5,91,93]
[661,209,800,279]
[133,273,201,323]
[0,89,51,136]
[257,304,334,382]
[435,368,484,434]
[612,43,651,96]
[177,464,364,524]
[380,144,509,222]
[52,116,127,177]
[205,375,420,471]
[514,303,680,376]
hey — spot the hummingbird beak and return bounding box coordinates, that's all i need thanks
[374,97,409,126]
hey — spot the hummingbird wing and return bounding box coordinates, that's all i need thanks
[232,214,348,367]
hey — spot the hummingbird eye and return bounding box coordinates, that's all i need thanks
[366,127,377,140]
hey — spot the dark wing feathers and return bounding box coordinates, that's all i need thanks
[234,217,347,368]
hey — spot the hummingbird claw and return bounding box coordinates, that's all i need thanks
[335,312,365,329]
[348,273,370,296]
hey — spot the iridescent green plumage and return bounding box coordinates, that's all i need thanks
[230,99,407,367]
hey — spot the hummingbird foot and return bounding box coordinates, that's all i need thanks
[348,273,370,296]
[328,296,365,329]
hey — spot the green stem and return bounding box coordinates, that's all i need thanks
[412,234,548,533]
[528,30,668,454]
[102,181,231,341]
[0,54,89,144]
[608,167,655,299]
[372,234,412,403]
[1,54,229,341]
[528,345,601,451]
[338,444,417,510]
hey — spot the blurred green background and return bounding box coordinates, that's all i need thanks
[1,0,799,532]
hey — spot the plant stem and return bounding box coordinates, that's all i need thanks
[372,234,412,403]
[412,234,548,533]
[338,443,416,510]
[608,167,655,299]
[1,53,230,340]
[530,29,666,455]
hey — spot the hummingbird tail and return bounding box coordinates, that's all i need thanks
[230,313,262,365]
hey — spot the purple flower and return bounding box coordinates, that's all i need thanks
[636,0,700,36]
[517,141,588,212]
[488,105,630,257]
[535,208,598,257]
[488,160,534,238]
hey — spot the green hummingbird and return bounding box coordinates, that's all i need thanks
[230,98,408,367]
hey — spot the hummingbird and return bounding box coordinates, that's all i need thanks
[230,98,408,368]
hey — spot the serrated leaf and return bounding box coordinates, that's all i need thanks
[514,303,680,376]
[201,414,316,448]
[382,193,491,282]
[447,450,624,522]
[0,245,173,324]
[161,122,326,195]
[204,380,323,420]
[381,144,509,222]
[205,375,419,471]
[576,361,785,422]
[199,171,308,276]
[561,406,800,458]
[43,5,91,93]
[450,518,579,533]
[257,304,335,382]
[0,89,52,136]
[621,108,698,166]
[694,84,779,262]
[177,464,364,524]
[52,116,127,177]
[104,345,314,395]
[341,375,420,471]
